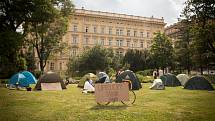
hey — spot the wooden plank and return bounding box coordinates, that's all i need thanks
[95,83,129,103]
[41,83,62,91]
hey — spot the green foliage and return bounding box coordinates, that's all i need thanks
[150,32,174,70]
[68,46,114,76]
[0,79,8,84]
[73,77,82,80]
[25,0,74,73]
[0,31,24,78]
[123,49,148,72]
[24,47,36,72]
[204,75,215,84]
[136,69,153,76]
[16,55,27,71]
[174,20,193,74]
[181,0,215,74]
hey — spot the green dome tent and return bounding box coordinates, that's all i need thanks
[160,73,181,87]
[184,76,214,90]
[77,73,98,88]
[115,70,142,90]
[35,72,66,90]
[176,74,189,86]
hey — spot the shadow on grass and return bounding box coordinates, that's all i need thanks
[90,104,129,110]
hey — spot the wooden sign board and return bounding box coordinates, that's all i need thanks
[95,83,129,103]
[41,83,62,91]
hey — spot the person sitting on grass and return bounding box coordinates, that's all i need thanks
[95,72,111,83]
[82,76,95,93]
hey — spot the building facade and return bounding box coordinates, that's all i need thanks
[39,8,166,75]
[164,23,181,47]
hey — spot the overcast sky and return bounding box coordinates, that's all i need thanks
[73,0,187,26]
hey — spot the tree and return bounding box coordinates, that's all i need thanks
[67,46,114,76]
[182,0,215,54]
[174,20,193,74]
[0,0,37,78]
[182,0,215,74]
[123,49,147,72]
[150,32,174,74]
[25,0,74,73]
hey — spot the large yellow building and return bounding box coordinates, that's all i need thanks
[40,8,166,75]
[164,23,181,47]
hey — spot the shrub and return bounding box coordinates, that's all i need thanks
[204,75,215,84]
[136,74,153,83]
[73,77,82,80]
[136,69,153,76]
[0,79,8,84]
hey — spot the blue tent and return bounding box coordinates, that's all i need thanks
[9,71,37,87]
[21,71,37,85]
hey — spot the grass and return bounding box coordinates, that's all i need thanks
[0,83,215,121]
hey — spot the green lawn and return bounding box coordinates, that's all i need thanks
[0,83,215,121]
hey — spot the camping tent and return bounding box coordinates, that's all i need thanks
[149,79,165,90]
[176,74,189,86]
[184,76,214,90]
[115,70,142,90]
[9,71,37,87]
[160,73,181,87]
[21,71,37,84]
[77,73,98,87]
[35,72,66,90]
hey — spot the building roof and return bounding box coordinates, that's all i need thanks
[75,8,165,25]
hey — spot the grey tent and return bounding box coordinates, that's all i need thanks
[177,74,189,86]
[115,70,142,90]
[184,76,214,90]
[35,72,66,90]
[160,73,181,87]
[150,79,165,90]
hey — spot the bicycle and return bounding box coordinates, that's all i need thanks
[96,80,136,106]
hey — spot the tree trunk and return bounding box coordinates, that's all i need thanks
[40,60,44,74]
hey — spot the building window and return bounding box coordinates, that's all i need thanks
[85,26,89,33]
[93,26,97,33]
[71,48,78,56]
[99,39,104,46]
[127,40,130,47]
[109,28,112,35]
[83,37,89,44]
[116,29,120,35]
[116,50,124,57]
[140,32,144,37]
[147,32,150,38]
[109,39,112,46]
[120,29,123,35]
[101,27,105,34]
[72,36,78,44]
[50,62,55,70]
[73,25,77,32]
[93,38,97,45]
[133,40,137,47]
[116,40,123,46]
[134,31,137,37]
[140,41,144,48]
[127,30,130,36]
[59,62,62,70]
[119,40,123,46]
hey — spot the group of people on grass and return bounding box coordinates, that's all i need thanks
[82,72,111,93]
[82,69,124,93]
